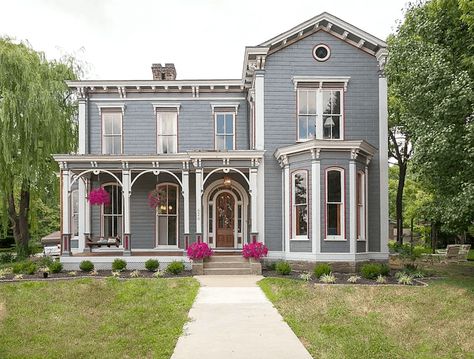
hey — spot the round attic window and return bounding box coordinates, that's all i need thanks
[313,44,330,62]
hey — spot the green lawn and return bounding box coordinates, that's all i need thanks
[259,262,474,359]
[0,277,199,359]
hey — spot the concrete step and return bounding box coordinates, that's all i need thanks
[206,255,248,263]
[204,261,250,269]
[203,268,252,275]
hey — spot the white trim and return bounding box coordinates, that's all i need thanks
[379,76,389,254]
[78,100,86,154]
[61,170,71,235]
[349,160,356,253]
[254,72,265,151]
[210,102,240,114]
[89,97,246,102]
[313,44,331,62]
[195,168,203,234]
[96,103,125,115]
[365,164,369,252]
[292,76,350,91]
[257,159,265,243]
[182,170,190,234]
[68,79,243,88]
[152,103,181,114]
[311,158,321,254]
[283,164,290,253]
[77,182,85,252]
[325,167,345,241]
[291,170,309,240]
[356,170,366,242]
[250,168,258,234]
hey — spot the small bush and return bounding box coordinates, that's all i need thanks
[166,261,185,275]
[49,261,63,274]
[79,260,94,272]
[397,274,414,285]
[129,270,141,278]
[39,256,54,267]
[320,273,337,283]
[112,258,127,272]
[265,262,276,271]
[145,259,160,272]
[376,275,386,284]
[380,263,390,276]
[314,263,332,278]
[347,275,361,283]
[299,272,312,281]
[275,261,291,275]
[12,261,37,275]
[0,252,14,264]
[153,269,165,278]
[360,263,384,280]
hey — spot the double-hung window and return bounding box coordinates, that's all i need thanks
[215,112,235,150]
[102,184,122,239]
[102,110,122,154]
[156,184,178,246]
[292,171,308,238]
[298,89,317,140]
[323,90,342,139]
[356,171,366,240]
[326,168,344,239]
[157,110,178,154]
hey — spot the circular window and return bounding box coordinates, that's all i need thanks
[313,44,330,62]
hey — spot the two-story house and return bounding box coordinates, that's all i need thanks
[56,12,389,271]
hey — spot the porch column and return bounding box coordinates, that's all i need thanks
[282,156,290,254]
[84,177,91,252]
[365,159,370,252]
[182,167,190,248]
[311,149,321,255]
[349,150,358,255]
[122,169,131,255]
[78,179,86,252]
[195,167,203,242]
[250,167,258,242]
[61,167,72,256]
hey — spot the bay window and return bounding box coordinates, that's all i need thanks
[292,171,308,238]
[326,168,344,239]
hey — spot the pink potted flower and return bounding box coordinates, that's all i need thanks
[242,242,268,275]
[187,242,213,275]
[88,188,110,206]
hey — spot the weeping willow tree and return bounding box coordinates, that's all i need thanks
[0,38,80,257]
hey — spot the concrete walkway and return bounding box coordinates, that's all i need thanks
[171,275,313,359]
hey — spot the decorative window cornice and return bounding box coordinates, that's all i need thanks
[292,76,350,91]
[152,103,181,114]
[210,102,240,114]
[96,103,125,115]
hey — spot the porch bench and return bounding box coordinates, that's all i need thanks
[86,236,121,249]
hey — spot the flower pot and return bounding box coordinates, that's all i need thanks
[191,259,204,275]
[249,257,262,275]
[43,272,49,278]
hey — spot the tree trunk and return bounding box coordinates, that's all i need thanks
[7,182,31,257]
[396,162,407,244]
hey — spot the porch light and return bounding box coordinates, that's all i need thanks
[223,176,232,187]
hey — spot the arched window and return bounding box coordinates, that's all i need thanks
[292,171,308,239]
[326,168,344,239]
[156,183,178,246]
[102,183,122,239]
[357,171,366,240]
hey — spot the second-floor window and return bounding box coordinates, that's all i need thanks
[102,110,122,154]
[157,110,178,154]
[297,88,343,141]
[215,112,235,150]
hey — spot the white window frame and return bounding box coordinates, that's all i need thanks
[101,110,123,154]
[71,189,79,237]
[156,110,178,154]
[357,171,366,241]
[297,89,318,141]
[322,89,344,140]
[325,168,345,241]
[214,111,236,150]
[291,170,309,240]
[101,183,123,240]
[155,183,179,248]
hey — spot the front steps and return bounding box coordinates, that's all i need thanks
[203,255,253,275]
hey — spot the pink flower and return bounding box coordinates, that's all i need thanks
[147,190,161,209]
[88,188,110,206]
[187,242,213,260]
[242,242,268,260]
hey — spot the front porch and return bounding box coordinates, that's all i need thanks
[54,151,264,260]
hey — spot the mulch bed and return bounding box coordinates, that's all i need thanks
[0,270,193,283]
[262,269,427,286]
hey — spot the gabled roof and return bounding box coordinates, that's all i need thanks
[260,12,387,55]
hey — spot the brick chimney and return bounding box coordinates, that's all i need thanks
[151,63,177,80]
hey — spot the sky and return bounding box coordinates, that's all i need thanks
[0,0,408,80]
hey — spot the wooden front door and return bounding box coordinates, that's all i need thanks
[216,192,235,247]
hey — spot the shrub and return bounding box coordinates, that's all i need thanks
[166,261,185,275]
[397,274,414,285]
[299,272,312,281]
[360,263,384,279]
[242,242,268,260]
[380,263,390,276]
[153,269,165,278]
[314,263,332,279]
[112,258,127,272]
[265,262,276,271]
[145,259,160,272]
[275,261,291,275]
[320,273,337,283]
[186,242,213,260]
[79,260,94,272]
[49,261,63,274]
[0,252,14,264]
[12,261,37,275]
[347,275,361,283]
[39,256,54,267]
[376,274,386,284]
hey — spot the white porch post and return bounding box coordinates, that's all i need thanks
[122,169,131,255]
[182,166,190,248]
[254,70,265,243]
[250,167,258,242]
[377,50,389,256]
[78,98,86,154]
[61,167,72,256]
[78,179,86,252]
[282,156,290,254]
[84,177,91,251]
[349,151,357,255]
[365,160,370,252]
[311,149,321,255]
[195,167,203,242]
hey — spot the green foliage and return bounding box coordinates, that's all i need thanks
[376,275,387,284]
[12,260,37,275]
[299,272,312,282]
[265,261,276,271]
[397,273,414,285]
[313,263,332,278]
[144,259,159,272]
[360,263,387,280]
[0,252,14,264]
[49,260,63,273]
[166,261,184,275]
[112,259,127,272]
[347,275,361,283]
[79,260,94,272]
[319,273,337,284]
[275,261,291,275]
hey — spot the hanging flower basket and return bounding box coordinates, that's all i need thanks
[88,188,110,206]
[147,189,161,209]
